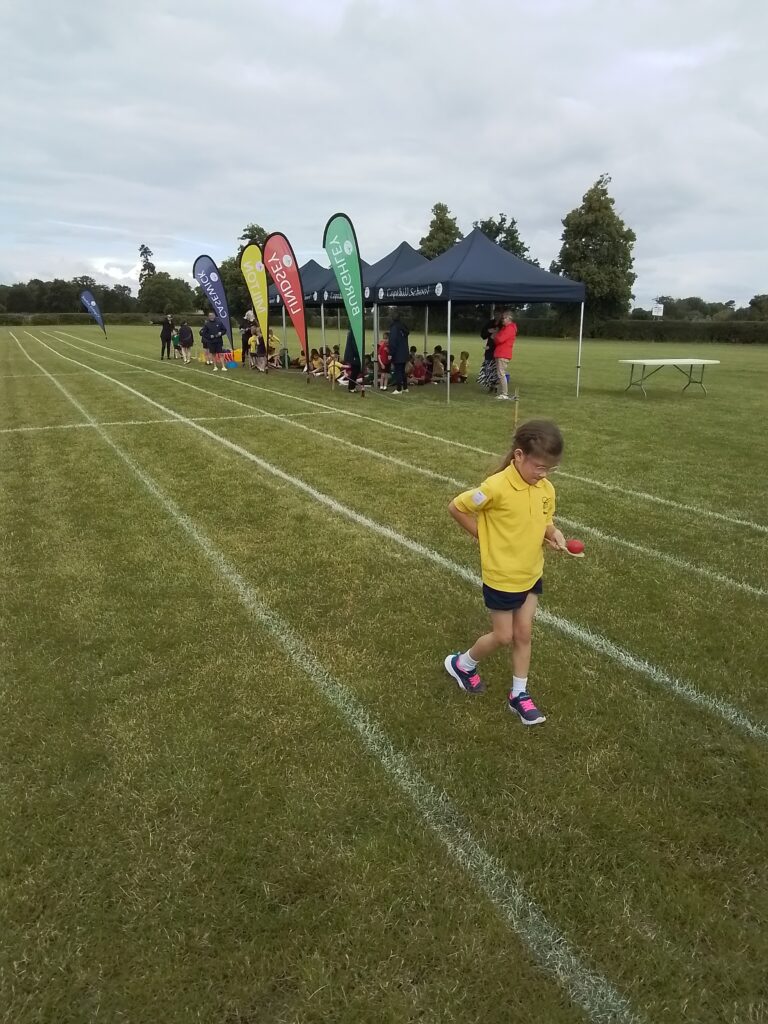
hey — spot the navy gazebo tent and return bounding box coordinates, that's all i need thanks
[375,228,586,398]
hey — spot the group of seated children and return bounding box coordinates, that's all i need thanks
[262,337,470,391]
[404,347,469,387]
[240,322,287,371]
[375,334,469,389]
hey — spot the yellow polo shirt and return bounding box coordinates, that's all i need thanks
[453,464,555,591]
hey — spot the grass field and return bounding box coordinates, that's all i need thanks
[1,324,767,1024]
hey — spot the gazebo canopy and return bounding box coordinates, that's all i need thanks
[374,227,585,305]
[363,241,428,301]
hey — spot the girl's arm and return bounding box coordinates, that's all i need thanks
[544,523,567,550]
[449,500,479,539]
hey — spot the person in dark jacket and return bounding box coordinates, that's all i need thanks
[343,329,361,393]
[200,311,229,372]
[160,314,174,359]
[178,321,194,365]
[388,315,410,394]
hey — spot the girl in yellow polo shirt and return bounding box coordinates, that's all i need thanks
[445,420,567,725]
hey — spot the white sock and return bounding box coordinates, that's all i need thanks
[457,651,478,672]
[511,676,527,698]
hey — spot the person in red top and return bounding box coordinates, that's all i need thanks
[408,353,428,385]
[493,310,518,400]
[377,333,391,391]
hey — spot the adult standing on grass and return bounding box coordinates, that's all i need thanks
[343,328,361,393]
[160,314,174,360]
[200,311,228,373]
[444,419,567,725]
[178,321,194,364]
[493,310,518,400]
[388,314,410,395]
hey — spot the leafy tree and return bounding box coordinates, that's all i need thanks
[216,256,250,318]
[137,272,194,313]
[419,203,462,259]
[100,284,137,314]
[237,223,269,255]
[138,243,156,287]
[46,279,78,312]
[654,295,737,320]
[5,283,31,313]
[473,213,539,265]
[72,275,96,291]
[551,174,636,320]
[746,294,768,319]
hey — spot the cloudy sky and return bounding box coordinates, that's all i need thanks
[3,0,766,307]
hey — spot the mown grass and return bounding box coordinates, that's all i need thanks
[1,325,767,1024]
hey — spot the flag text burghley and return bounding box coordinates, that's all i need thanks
[266,251,301,316]
[327,235,361,316]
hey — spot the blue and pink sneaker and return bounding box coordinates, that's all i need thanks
[507,690,546,725]
[444,654,486,695]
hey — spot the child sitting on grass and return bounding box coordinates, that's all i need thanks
[459,351,469,383]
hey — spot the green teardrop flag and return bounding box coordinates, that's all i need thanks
[323,213,364,361]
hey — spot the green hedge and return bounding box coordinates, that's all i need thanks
[0,312,201,327]
[589,319,768,343]
[3,311,766,343]
[513,318,768,344]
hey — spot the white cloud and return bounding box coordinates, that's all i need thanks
[2,0,767,307]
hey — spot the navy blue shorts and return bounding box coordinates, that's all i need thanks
[482,578,542,611]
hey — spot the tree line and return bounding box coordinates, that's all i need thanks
[2,177,765,323]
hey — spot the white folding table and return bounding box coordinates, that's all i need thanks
[618,358,720,396]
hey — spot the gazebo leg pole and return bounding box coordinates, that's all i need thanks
[424,305,429,355]
[322,304,330,388]
[447,300,452,406]
[373,304,378,390]
[576,301,585,397]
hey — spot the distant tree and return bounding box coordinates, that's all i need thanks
[654,295,738,320]
[100,284,137,314]
[137,272,194,313]
[746,294,768,319]
[630,307,652,320]
[138,244,156,287]
[419,203,462,259]
[24,278,48,312]
[473,213,539,265]
[71,275,97,291]
[46,279,79,312]
[5,283,31,313]
[216,256,250,317]
[237,223,269,255]
[551,174,636,320]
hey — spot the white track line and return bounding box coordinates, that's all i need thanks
[42,331,766,600]
[555,516,766,599]
[26,331,768,745]
[0,369,147,379]
[53,330,768,536]
[0,413,267,436]
[42,333,490,490]
[14,332,644,1024]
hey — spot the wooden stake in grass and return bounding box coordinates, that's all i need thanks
[513,388,520,430]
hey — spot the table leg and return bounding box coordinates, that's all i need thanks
[680,365,708,394]
[624,363,649,395]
